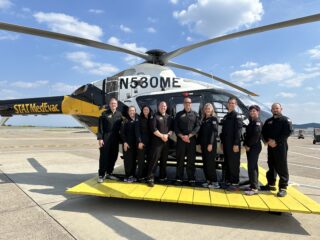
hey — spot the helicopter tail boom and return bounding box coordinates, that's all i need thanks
[0,95,103,133]
[0,95,102,117]
[0,96,64,117]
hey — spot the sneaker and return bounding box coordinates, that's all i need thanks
[227,184,240,191]
[202,182,210,188]
[127,176,137,183]
[220,182,231,190]
[277,189,287,197]
[208,182,220,189]
[245,188,258,195]
[127,178,133,183]
[97,175,105,183]
[159,177,167,183]
[106,174,119,181]
[175,179,183,186]
[189,180,196,187]
[137,177,146,183]
[147,179,154,187]
[260,184,276,191]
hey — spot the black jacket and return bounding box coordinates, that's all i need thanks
[97,109,123,140]
[174,109,200,137]
[262,115,293,146]
[150,112,173,142]
[244,118,262,147]
[198,116,218,146]
[121,116,138,146]
[135,115,151,145]
[220,110,243,146]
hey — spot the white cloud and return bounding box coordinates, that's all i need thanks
[276,92,296,98]
[0,0,12,9]
[170,0,179,4]
[51,82,79,94]
[107,37,147,65]
[231,63,295,85]
[305,86,314,91]
[0,89,19,99]
[240,61,258,68]
[120,24,132,33]
[11,80,49,89]
[186,36,193,42]
[0,80,8,87]
[283,71,320,87]
[66,51,118,76]
[146,27,156,33]
[307,45,320,59]
[0,32,19,40]
[282,102,320,124]
[147,17,157,23]
[33,12,103,41]
[21,7,31,12]
[88,9,104,14]
[173,0,263,37]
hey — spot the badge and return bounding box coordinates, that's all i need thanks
[256,122,261,126]
[108,115,112,118]
[159,117,163,120]
[181,113,186,117]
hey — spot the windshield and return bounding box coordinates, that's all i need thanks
[234,92,272,122]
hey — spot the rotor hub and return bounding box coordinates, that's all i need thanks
[146,49,167,65]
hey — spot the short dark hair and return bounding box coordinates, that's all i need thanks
[109,97,118,103]
[228,97,237,103]
[249,105,260,112]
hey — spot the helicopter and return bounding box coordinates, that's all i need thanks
[1,14,320,161]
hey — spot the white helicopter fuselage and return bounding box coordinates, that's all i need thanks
[92,63,220,112]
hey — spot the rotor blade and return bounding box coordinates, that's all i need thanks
[0,22,150,60]
[162,13,320,61]
[167,61,258,96]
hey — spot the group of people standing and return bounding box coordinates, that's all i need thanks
[97,96,293,197]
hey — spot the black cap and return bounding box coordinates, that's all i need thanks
[249,105,260,112]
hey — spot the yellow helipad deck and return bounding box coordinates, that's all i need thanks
[66,164,320,214]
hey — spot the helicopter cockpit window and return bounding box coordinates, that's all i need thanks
[212,102,228,120]
[136,97,158,114]
[170,95,202,117]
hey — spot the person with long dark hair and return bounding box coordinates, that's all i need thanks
[135,105,152,182]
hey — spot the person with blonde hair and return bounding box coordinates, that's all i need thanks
[198,103,219,189]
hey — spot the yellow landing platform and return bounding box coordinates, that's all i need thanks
[66,164,320,214]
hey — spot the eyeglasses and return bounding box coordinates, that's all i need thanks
[184,102,192,104]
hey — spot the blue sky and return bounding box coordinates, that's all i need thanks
[1,0,320,126]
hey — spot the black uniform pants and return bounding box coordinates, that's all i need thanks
[123,145,137,178]
[136,143,150,179]
[201,145,217,182]
[98,136,120,177]
[266,144,289,189]
[246,143,261,189]
[176,137,196,181]
[148,141,168,179]
[223,143,240,184]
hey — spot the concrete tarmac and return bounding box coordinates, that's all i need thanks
[0,127,320,240]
